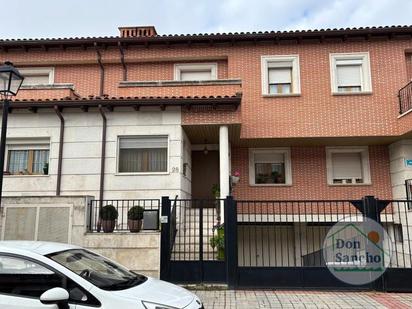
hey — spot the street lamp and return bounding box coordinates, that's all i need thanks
[0,61,24,207]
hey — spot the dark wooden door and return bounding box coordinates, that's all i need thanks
[191,150,219,200]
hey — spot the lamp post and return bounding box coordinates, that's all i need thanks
[0,61,24,208]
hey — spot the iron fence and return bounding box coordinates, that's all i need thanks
[406,179,412,202]
[236,199,412,269]
[169,199,223,261]
[87,199,160,232]
[399,80,412,114]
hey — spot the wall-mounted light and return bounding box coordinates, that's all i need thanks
[183,163,188,176]
[203,139,208,155]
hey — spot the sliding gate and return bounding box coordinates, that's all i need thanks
[161,196,412,291]
[231,197,412,291]
[160,197,227,283]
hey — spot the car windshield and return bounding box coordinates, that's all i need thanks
[47,249,146,290]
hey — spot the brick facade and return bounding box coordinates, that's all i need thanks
[231,145,392,200]
[1,27,412,201]
[2,38,410,138]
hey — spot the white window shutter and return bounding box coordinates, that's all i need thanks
[332,152,363,179]
[336,64,362,87]
[120,136,168,149]
[254,152,284,163]
[180,70,212,81]
[267,60,294,68]
[22,75,50,86]
[268,68,292,84]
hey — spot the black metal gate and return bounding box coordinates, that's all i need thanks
[161,195,412,291]
[226,196,412,291]
[160,197,227,283]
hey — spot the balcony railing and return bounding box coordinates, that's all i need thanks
[399,81,412,114]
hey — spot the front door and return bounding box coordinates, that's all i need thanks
[191,150,219,202]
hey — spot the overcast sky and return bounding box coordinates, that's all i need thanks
[0,0,411,39]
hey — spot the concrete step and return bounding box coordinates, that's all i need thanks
[171,252,220,259]
[176,219,218,225]
[174,234,216,238]
[172,242,216,248]
[175,228,217,234]
[175,224,217,230]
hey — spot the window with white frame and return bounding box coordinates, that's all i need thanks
[249,148,292,185]
[174,63,217,81]
[326,147,371,185]
[6,140,50,175]
[118,136,168,173]
[261,55,300,95]
[330,53,372,93]
[18,67,54,86]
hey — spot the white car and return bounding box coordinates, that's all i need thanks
[0,241,203,309]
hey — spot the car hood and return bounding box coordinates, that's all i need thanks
[111,277,195,308]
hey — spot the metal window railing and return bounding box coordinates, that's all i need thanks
[87,199,160,232]
[399,80,412,114]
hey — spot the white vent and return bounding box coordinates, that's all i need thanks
[2,205,72,243]
[3,207,36,240]
[38,207,70,243]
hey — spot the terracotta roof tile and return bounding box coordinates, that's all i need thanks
[1,25,411,46]
[13,93,242,103]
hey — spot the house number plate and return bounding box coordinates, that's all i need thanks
[160,216,168,224]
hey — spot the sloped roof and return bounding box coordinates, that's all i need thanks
[1,25,411,50]
[6,94,242,110]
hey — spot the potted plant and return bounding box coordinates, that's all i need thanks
[127,206,144,232]
[230,171,240,184]
[99,205,118,233]
[210,225,225,260]
[43,163,49,175]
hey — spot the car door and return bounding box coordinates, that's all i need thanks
[0,253,77,309]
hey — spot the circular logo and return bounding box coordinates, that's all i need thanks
[323,216,393,285]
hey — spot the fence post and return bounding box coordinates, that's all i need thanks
[362,195,387,291]
[363,196,380,223]
[224,195,238,288]
[87,199,93,232]
[160,196,171,281]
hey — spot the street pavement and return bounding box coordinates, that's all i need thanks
[192,290,412,308]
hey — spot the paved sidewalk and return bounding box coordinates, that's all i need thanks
[193,290,412,308]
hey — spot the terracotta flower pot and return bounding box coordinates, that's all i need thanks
[128,219,143,232]
[231,176,240,184]
[101,220,115,233]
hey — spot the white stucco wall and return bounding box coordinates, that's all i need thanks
[1,107,186,200]
[389,139,412,199]
[0,196,161,277]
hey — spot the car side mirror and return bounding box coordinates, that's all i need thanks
[40,287,69,309]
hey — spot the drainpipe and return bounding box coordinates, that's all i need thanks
[54,106,64,196]
[118,42,127,81]
[98,105,107,202]
[95,42,105,96]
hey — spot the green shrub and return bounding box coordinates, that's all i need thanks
[99,205,118,220]
[128,206,144,220]
[210,226,224,249]
[212,184,220,198]
[210,226,225,260]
